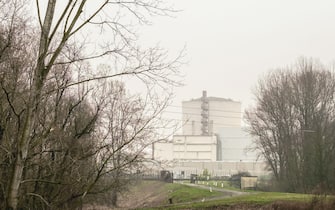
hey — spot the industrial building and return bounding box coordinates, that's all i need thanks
[182,91,241,135]
[154,135,218,162]
[153,91,267,178]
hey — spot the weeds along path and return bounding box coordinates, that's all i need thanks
[116,181,169,209]
[114,181,250,209]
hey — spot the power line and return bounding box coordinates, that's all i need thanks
[161,118,241,127]
[167,104,243,114]
[163,110,242,119]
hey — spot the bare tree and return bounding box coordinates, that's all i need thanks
[80,80,173,207]
[0,0,182,209]
[246,58,335,193]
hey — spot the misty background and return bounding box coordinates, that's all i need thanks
[138,0,335,126]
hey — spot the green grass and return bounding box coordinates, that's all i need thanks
[144,191,315,209]
[195,180,243,191]
[166,183,223,203]
[185,192,314,209]
[138,181,335,210]
[218,191,311,204]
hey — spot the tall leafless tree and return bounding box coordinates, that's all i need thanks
[246,58,335,193]
[0,0,182,209]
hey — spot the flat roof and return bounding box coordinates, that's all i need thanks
[183,96,239,103]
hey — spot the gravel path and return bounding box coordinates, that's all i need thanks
[181,182,248,196]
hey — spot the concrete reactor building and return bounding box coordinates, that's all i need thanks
[153,91,267,178]
[182,91,241,136]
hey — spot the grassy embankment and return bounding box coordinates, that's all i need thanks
[141,181,335,210]
[166,182,223,203]
[163,192,313,209]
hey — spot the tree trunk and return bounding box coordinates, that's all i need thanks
[6,1,56,209]
[6,109,32,209]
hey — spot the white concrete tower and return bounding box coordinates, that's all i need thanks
[182,91,241,135]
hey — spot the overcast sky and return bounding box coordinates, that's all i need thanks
[30,0,335,130]
[139,0,335,113]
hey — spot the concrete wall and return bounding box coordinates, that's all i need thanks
[153,136,218,161]
[154,141,173,161]
[209,100,241,132]
[182,100,203,135]
[182,98,241,135]
[153,136,268,178]
[153,128,260,163]
[219,127,259,162]
[173,135,217,161]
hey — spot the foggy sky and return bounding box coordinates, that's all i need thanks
[30,0,335,126]
[139,0,335,113]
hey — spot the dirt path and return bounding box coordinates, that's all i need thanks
[115,180,169,209]
[84,181,248,209]
[117,181,248,209]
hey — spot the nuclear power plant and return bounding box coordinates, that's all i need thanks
[153,91,267,178]
[182,90,241,136]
